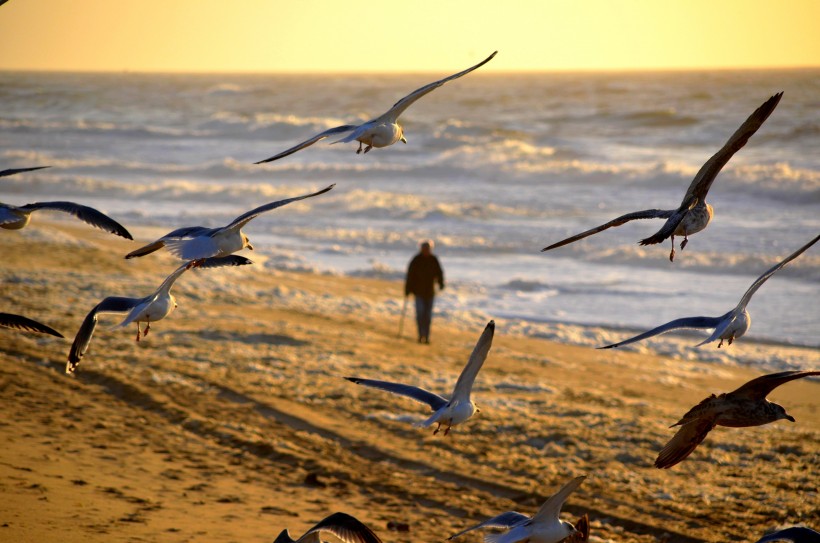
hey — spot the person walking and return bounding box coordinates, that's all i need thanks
[404,240,444,344]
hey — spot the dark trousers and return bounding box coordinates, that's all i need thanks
[414,296,434,340]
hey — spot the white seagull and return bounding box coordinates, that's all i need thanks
[255,51,497,163]
[599,233,819,350]
[1,200,133,239]
[125,184,334,260]
[273,512,384,543]
[345,320,494,435]
[448,475,587,543]
[0,312,64,338]
[67,255,252,374]
[542,93,782,261]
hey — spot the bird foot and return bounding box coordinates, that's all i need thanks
[144,322,151,337]
[356,142,363,154]
[363,145,373,154]
[444,425,451,436]
[728,335,734,345]
[681,237,689,250]
[717,339,723,348]
[136,327,141,342]
[669,248,675,262]
[433,423,441,435]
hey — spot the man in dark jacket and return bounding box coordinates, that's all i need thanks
[404,240,444,344]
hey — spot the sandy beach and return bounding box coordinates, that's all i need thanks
[1,221,818,543]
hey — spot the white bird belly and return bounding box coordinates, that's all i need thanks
[358,123,401,148]
[529,521,575,543]
[134,295,177,325]
[721,310,751,340]
[675,202,713,236]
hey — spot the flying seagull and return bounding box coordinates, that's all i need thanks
[655,370,819,469]
[1,200,133,239]
[754,527,820,543]
[541,92,782,261]
[125,184,334,260]
[345,320,494,435]
[67,255,252,374]
[273,512,384,543]
[255,52,497,163]
[448,475,586,543]
[599,234,819,349]
[0,312,64,338]
[0,166,50,177]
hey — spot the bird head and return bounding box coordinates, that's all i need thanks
[774,403,795,422]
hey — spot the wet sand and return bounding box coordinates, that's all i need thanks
[1,221,818,543]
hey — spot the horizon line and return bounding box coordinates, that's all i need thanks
[2,64,820,76]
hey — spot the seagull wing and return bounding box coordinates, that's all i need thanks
[225,184,335,231]
[19,201,133,239]
[296,513,384,543]
[754,527,820,543]
[0,313,64,338]
[541,209,675,251]
[532,475,586,524]
[736,234,820,311]
[598,315,727,349]
[447,512,531,541]
[255,125,360,164]
[682,92,783,205]
[67,296,141,374]
[451,321,495,403]
[124,226,215,259]
[729,370,820,401]
[0,166,50,177]
[654,417,716,469]
[153,254,254,297]
[375,51,497,123]
[344,377,448,411]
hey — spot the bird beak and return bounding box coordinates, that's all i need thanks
[247,243,254,251]
[786,414,796,422]
[400,136,407,144]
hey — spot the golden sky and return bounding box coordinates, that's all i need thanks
[1,0,819,72]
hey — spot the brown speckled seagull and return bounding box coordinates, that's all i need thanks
[655,370,820,469]
[542,92,782,261]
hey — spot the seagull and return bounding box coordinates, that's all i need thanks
[755,527,820,543]
[655,370,820,469]
[125,184,334,260]
[273,512,384,543]
[0,312,64,338]
[599,234,819,350]
[564,515,589,543]
[67,255,252,374]
[448,475,586,543]
[254,52,497,163]
[541,92,782,261]
[345,320,494,435]
[1,200,133,239]
[0,166,50,177]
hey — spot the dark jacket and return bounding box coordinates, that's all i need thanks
[405,253,444,299]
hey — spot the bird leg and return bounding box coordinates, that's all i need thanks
[728,334,735,346]
[444,422,452,436]
[669,235,676,262]
[433,423,441,435]
[363,144,373,154]
[144,319,151,337]
[356,141,363,154]
[135,323,142,342]
[717,338,724,348]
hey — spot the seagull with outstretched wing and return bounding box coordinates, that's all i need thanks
[448,475,586,543]
[125,184,334,260]
[67,255,252,374]
[599,234,819,349]
[255,52,497,163]
[345,321,494,435]
[655,370,819,469]
[0,312,64,337]
[1,200,133,240]
[542,93,782,261]
[273,512,384,543]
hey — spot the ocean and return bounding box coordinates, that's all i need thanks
[1,69,818,360]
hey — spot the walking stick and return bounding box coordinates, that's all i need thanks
[397,296,408,338]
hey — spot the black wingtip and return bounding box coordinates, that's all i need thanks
[344,376,360,384]
[596,344,614,350]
